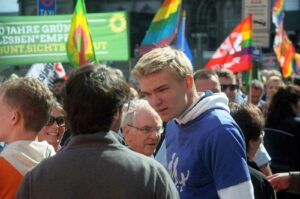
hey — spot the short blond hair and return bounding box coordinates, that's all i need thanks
[132,46,193,79]
[267,76,285,88]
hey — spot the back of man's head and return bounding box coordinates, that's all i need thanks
[193,69,220,93]
[63,64,129,135]
[193,69,218,80]
[0,77,54,134]
[230,103,264,153]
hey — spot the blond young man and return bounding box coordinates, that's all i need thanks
[132,46,254,199]
[0,77,55,199]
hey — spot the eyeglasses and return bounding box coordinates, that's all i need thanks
[46,116,65,127]
[127,124,163,135]
[221,84,237,91]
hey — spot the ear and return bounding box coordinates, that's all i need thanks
[248,139,257,154]
[123,125,130,137]
[122,125,132,144]
[113,108,122,120]
[11,110,21,126]
[185,74,194,91]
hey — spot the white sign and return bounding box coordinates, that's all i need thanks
[252,32,270,48]
[242,0,271,48]
[26,63,66,90]
[242,0,271,31]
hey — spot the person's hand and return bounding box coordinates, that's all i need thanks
[267,172,291,192]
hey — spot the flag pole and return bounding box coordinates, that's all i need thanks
[181,10,186,51]
[82,0,98,64]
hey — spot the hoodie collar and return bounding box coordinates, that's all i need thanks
[175,91,229,125]
[0,140,55,175]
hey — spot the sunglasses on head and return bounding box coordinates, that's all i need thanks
[221,84,237,91]
[46,116,65,127]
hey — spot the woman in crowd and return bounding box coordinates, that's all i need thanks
[38,102,66,151]
[266,84,300,134]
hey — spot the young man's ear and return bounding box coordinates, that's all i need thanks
[11,110,21,126]
[185,74,194,91]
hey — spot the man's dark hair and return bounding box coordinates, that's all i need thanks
[53,78,65,84]
[230,103,264,152]
[63,64,129,135]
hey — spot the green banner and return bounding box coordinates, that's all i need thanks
[0,11,129,66]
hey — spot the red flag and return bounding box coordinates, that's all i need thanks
[205,15,252,72]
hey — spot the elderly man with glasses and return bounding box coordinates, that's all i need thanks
[122,99,163,157]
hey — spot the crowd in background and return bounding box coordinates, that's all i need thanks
[0,46,300,199]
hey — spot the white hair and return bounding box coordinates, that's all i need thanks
[121,99,162,129]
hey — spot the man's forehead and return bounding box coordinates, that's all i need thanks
[138,74,168,92]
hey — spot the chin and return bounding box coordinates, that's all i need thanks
[160,114,172,122]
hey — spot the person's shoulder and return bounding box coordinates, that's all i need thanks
[200,108,236,128]
[125,148,166,169]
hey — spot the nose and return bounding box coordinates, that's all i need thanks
[148,131,161,139]
[148,94,162,108]
[51,122,60,128]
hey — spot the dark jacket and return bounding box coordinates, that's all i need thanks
[248,159,275,199]
[16,131,179,199]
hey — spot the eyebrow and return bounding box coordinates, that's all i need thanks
[141,84,168,96]
[153,84,168,92]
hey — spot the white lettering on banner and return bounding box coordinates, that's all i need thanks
[211,57,241,70]
[168,153,190,192]
[40,34,67,43]
[41,24,70,33]
[212,33,243,59]
[0,35,35,45]
[0,34,69,45]
[6,25,40,35]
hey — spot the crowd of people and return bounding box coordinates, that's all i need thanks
[0,46,300,199]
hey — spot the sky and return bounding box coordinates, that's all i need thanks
[0,0,18,13]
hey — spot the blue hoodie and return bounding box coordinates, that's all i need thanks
[166,92,251,199]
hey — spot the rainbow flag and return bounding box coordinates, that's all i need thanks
[272,0,299,77]
[272,0,285,27]
[273,24,295,77]
[139,0,181,56]
[66,0,97,68]
[204,15,252,73]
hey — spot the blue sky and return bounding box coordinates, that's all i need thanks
[0,0,18,13]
